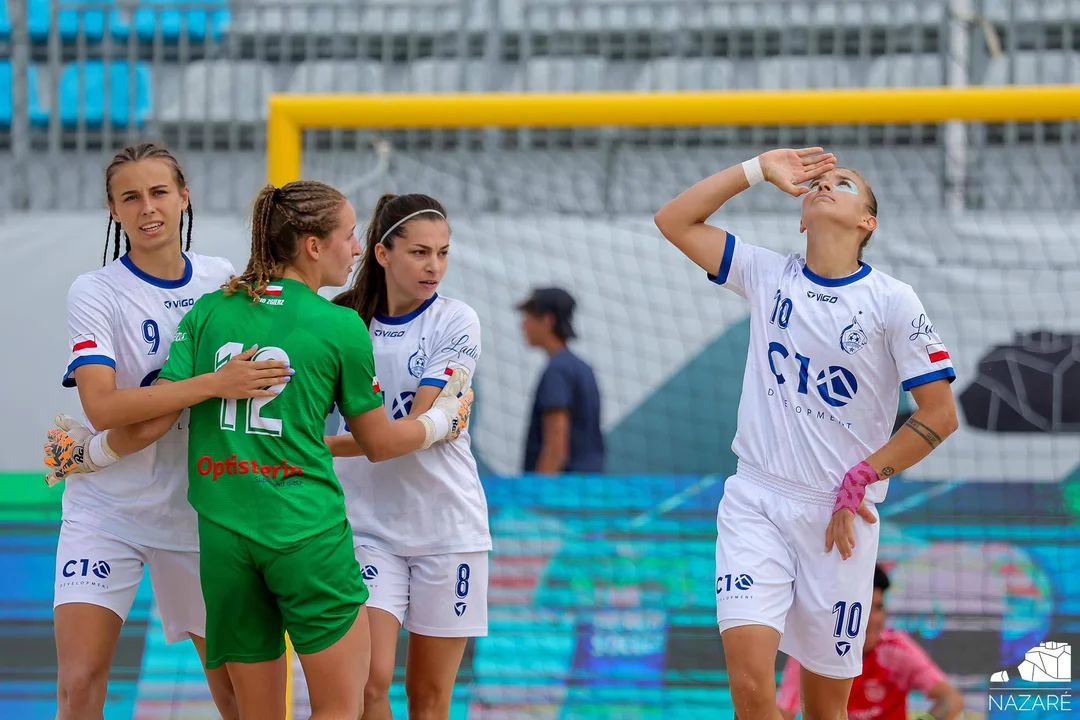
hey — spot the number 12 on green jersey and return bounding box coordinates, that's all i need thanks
[215,342,291,437]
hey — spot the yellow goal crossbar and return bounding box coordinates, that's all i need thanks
[266,85,1080,185]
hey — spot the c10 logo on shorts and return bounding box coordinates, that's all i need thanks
[63,558,110,579]
[767,341,859,409]
[716,573,754,598]
[59,558,112,590]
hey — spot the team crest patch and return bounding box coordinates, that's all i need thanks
[839,314,868,355]
[408,338,427,379]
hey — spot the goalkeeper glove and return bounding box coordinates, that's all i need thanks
[418,367,471,449]
[43,414,121,487]
[449,387,475,442]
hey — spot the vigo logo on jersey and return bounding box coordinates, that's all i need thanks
[163,297,195,309]
[767,341,859,409]
[391,391,415,419]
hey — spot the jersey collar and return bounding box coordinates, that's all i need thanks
[374,293,439,325]
[801,261,872,288]
[121,252,193,289]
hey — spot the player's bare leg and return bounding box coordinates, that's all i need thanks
[224,654,287,720]
[54,603,123,720]
[721,625,785,720]
[404,634,469,720]
[362,608,402,720]
[798,665,853,720]
[189,633,239,720]
[297,607,371,720]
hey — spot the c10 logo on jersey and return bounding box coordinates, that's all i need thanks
[767,341,859,408]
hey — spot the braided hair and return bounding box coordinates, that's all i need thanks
[103,142,193,266]
[226,181,347,301]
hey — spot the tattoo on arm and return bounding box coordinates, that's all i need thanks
[881,466,895,477]
[904,417,942,450]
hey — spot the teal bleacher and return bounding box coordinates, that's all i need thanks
[25,0,229,42]
[0,59,149,128]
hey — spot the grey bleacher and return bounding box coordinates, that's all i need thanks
[155,60,278,123]
[982,51,1080,85]
[1,0,1077,215]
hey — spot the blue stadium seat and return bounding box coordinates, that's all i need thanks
[0,1,11,41]
[58,60,152,129]
[28,0,130,42]
[0,62,49,128]
[131,0,230,43]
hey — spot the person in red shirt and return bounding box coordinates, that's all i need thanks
[778,564,964,720]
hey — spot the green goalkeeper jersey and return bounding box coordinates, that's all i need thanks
[160,277,382,550]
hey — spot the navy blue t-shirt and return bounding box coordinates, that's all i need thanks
[523,348,605,473]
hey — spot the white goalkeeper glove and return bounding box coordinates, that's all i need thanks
[43,414,121,487]
[417,367,472,450]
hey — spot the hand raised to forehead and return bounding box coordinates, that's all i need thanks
[759,147,837,197]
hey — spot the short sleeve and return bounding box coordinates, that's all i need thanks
[336,312,384,418]
[536,361,573,413]
[63,275,118,388]
[158,310,198,384]
[776,656,802,713]
[418,304,481,391]
[706,232,786,300]
[886,284,956,392]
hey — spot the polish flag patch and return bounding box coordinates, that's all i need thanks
[926,343,950,363]
[264,285,283,297]
[372,376,381,393]
[72,334,97,352]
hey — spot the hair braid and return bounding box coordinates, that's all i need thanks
[113,222,124,262]
[226,182,347,301]
[184,204,194,252]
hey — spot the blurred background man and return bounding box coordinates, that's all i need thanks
[518,288,604,475]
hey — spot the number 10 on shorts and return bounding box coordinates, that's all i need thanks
[832,600,862,657]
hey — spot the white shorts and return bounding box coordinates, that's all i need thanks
[54,519,206,644]
[355,545,489,638]
[715,463,879,679]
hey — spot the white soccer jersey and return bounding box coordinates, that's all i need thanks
[62,252,236,551]
[334,294,492,556]
[710,233,955,504]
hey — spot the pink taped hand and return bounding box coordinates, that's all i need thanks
[833,460,879,515]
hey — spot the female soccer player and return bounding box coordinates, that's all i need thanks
[151,180,470,720]
[655,148,959,720]
[49,142,291,720]
[329,193,491,720]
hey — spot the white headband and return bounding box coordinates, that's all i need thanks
[379,208,445,244]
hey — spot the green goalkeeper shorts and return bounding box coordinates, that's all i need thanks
[197,515,368,669]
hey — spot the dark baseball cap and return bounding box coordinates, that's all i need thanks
[517,287,577,340]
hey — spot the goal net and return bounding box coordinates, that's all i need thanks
[276,91,1080,718]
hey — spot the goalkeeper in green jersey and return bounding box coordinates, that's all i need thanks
[145,180,471,719]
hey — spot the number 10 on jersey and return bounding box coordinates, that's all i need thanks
[216,342,291,437]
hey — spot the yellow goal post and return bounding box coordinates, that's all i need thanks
[266,85,1080,185]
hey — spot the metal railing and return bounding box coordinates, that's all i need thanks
[1,0,1077,213]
